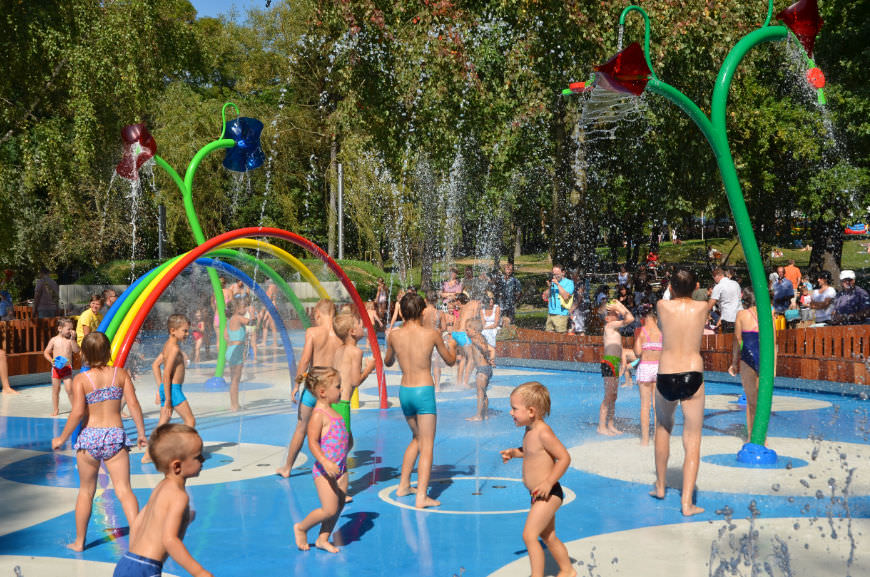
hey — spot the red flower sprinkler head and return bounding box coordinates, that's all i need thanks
[116,123,157,181]
[776,0,823,57]
[806,67,825,89]
[593,42,651,96]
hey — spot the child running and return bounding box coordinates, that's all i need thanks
[226,296,251,412]
[142,314,194,464]
[598,299,634,435]
[43,317,80,416]
[277,299,342,478]
[115,423,212,577]
[51,332,148,552]
[465,318,495,421]
[500,382,575,577]
[293,367,349,553]
[384,293,457,509]
[632,302,661,445]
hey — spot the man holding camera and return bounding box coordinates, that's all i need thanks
[541,265,574,333]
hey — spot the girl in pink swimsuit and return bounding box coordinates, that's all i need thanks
[293,367,349,554]
[633,303,662,446]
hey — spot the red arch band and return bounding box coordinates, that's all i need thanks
[115,227,387,409]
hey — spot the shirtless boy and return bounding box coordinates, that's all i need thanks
[276,299,342,478]
[501,382,575,577]
[384,293,457,508]
[598,300,634,435]
[143,314,194,464]
[422,291,446,390]
[652,269,708,516]
[332,310,376,442]
[44,318,80,416]
[465,318,495,421]
[451,293,480,388]
[115,423,212,577]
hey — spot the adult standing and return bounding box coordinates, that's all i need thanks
[499,263,522,326]
[33,268,60,318]
[771,266,795,316]
[810,270,836,326]
[652,268,708,516]
[708,267,741,334]
[541,265,574,333]
[831,270,870,325]
[782,259,802,291]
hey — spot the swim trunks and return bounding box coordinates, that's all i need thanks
[656,371,704,402]
[476,364,493,378]
[299,387,317,408]
[113,551,163,577]
[600,354,620,377]
[52,365,73,380]
[74,426,131,461]
[451,331,470,347]
[399,385,437,417]
[159,383,187,408]
[332,399,351,432]
[531,481,564,503]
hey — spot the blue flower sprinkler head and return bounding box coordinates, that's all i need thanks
[223,117,265,172]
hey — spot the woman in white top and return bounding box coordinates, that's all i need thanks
[810,270,836,326]
[479,293,501,361]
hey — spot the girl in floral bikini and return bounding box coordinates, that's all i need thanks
[293,367,349,553]
[51,332,148,551]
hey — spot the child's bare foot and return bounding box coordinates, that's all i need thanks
[314,536,339,553]
[640,439,650,446]
[51,409,59,417]
[2,387,19,395]
[415,496,440,509]
[682,503,704,516]
[154,395,160,405]
[649,484,665,499]
[275,466,292,478]
[293,524,309,551]
[230,404,241,412]
[141,452,153,464]
[466,415,484,421]
[608,425,623,435]
[596,427,615,436]
[395,485,417,497]
[344,494,353,503]
[66,541,84,552]
[556,567,578,577]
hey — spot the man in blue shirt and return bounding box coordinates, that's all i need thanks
[771,265,794,314]
[831,270,870,325]
[541,265,574,333]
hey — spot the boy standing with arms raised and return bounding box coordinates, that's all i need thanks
[598,300,634,435]
[384,293,457,509]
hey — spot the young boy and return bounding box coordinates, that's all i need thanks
[142,314,194,464]
[465,318,494,421]
[451,293,478,388]
[43,318,80,416]
[276,299,342,478]
[115,423,212,577]
[598,299,634,436]
[384,293,457,508]
[501,382,575,577]
[332,310,376,438]
[422,290,446,390]
[76,294,103,346]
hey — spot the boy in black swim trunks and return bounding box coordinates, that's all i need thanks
[465,318,494,421]
[653,269,708,516]
[501,382,575,577]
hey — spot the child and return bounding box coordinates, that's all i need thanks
[116,423,212,577]
[598,300,634,435]
[384,293,457,509]
[225,296,251,412]
[43,317,80,416]
[422,290,445,390]
[75,294,104,346]
[500,382,575,577]
[293,367,349,553]
[465,318,494,421]
[632,303,662,445]
[332,311,376,441]
[277,299,342,478]
[363,300,383,331]
[51,332,148,552]
[191,309,205,364]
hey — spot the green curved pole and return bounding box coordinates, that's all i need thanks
[619,5,657,80]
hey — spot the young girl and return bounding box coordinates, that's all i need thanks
[632,303,662,445]
[225,296,250,412]
[293,367,349,553]
[479,293,501,362]
[51,332,148,551]
[191,309,205,364]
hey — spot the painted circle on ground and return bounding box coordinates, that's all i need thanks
[487,517,870,576]
[705,394,831,412]
[568,436,870,497]
[378,476,575,515]
[0,556,183,577]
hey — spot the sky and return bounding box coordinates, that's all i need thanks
[189,0,265,20]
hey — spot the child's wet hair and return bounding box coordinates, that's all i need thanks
[303,366,340,393]
[466,318,483,332]
[333,311,357,340]
[314,299,336,317]
[227,296,250,315]
[148,423,201,473]
[167,314,190,331]
[512,381,551,418]
[425,290,438,304]
[57,317,74,329]
[670,268,697,298]
[81,332,111,368]
[400,293,425,320]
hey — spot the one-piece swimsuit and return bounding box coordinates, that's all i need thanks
[312,407,349,479]
[740,309,760,373]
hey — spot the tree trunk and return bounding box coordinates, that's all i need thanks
[327,137,337,257]
[809,215,843,280]
[513,224,522,262]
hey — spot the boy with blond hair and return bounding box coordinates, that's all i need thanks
[332,310,376,436]
[43,318,80,416]
[115,423,212,577]
[501,382,575,577]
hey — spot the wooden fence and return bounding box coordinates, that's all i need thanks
[496,325,870,385]
[2,307,81,376]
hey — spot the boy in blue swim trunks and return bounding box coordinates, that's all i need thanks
[384,293,456,509]
[115,424,212,577]
[143,315,194,464]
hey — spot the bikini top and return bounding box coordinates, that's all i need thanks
[639,327,663,351]
[483,305,499,325]
[83,367,124,405]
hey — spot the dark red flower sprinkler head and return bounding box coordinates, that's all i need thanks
[776,0,824,57]
[593,42,652,96]
[116,123,157,180]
